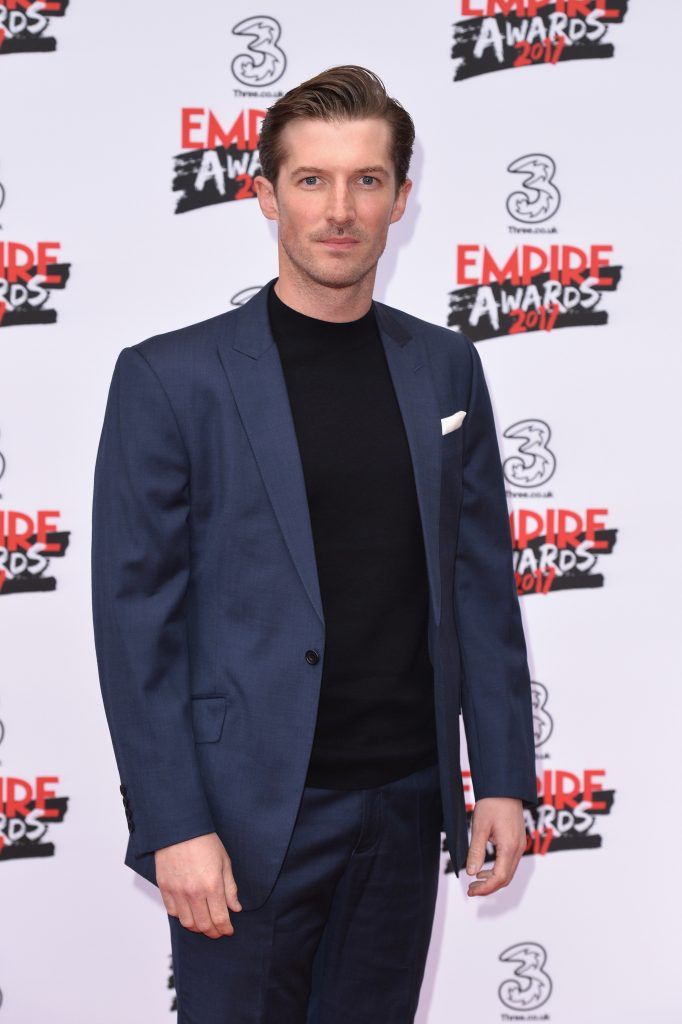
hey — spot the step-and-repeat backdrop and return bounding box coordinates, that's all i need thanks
[1,2,680,1021]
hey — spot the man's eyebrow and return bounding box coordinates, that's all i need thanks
[289,165,390,178]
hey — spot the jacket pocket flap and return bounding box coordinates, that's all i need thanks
[191,695,228,743]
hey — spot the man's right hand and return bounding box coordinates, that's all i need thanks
[155,832,242,939]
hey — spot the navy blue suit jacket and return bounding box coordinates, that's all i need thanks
[91,277,538,909]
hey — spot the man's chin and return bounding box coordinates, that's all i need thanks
[303,258,375,290]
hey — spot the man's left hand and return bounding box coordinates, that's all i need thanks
[465,797,527,897]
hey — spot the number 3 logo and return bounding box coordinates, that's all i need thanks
[502,418,556,489]
[506,153,561,225]
[231,16,286,87]
[499,941,553,1011]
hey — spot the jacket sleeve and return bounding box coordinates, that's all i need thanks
[91,344,218,857]
[453,335,538,807]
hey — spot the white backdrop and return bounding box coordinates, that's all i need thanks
[1,1,681,1020]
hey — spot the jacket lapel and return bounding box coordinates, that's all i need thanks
[216,278,442,629]
[374,300,443,627]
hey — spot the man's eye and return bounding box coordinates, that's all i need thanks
[299,175,378,186]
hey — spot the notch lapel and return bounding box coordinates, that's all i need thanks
[216,279,443,629]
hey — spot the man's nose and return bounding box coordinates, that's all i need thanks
[326,186,355,225]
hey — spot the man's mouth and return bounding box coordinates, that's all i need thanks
[320,238,360,249]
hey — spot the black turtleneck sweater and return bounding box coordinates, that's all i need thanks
[267,279,438,790]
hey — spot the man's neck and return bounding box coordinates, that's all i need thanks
[273,267,375,323]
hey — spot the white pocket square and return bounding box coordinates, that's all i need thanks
[441,410,467,435]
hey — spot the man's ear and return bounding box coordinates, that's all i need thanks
[253,175,279,221]
[390,177,412,225]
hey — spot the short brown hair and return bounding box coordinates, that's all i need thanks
[257,65,415,195]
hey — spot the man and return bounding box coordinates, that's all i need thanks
[91,65,537,1022]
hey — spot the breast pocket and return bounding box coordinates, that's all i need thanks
[191,695,229,743]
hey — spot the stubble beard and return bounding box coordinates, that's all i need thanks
[278,227,387,292]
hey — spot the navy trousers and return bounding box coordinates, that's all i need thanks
[168,760,444,1023]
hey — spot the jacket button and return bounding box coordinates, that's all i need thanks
[305,649,319,665]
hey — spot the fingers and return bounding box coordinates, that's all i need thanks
[465,798,527,897]
[161,889,178,920]
[223,865,242,914]
[205,889,234,938]
[467,845,513,896]
[168,884,231,939]
[467,837,525,897]
[173,895,199,932]
[202,862,244,938]
[173,876,240,939]
[191,888,231,939]
[157,834,242,939]
[466,823,489,877]
[162,880,240,940]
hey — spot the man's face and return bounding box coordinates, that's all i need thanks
[254,116,411,289]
